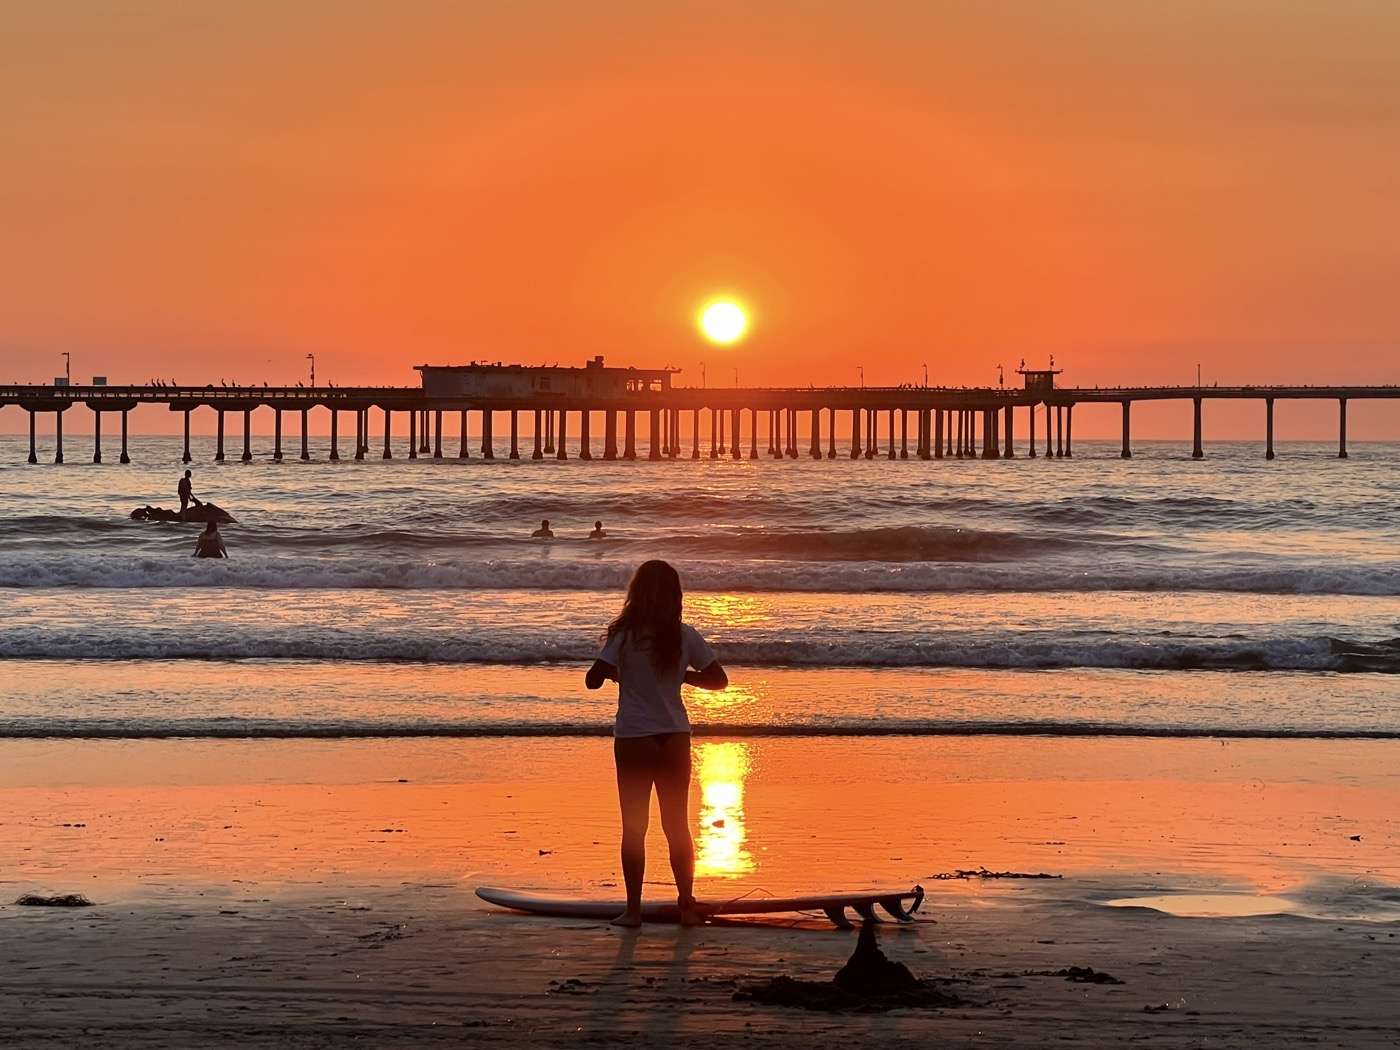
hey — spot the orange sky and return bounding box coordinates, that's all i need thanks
[2,2,1399,436]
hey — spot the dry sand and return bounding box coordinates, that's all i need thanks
[1,736,1397,1048]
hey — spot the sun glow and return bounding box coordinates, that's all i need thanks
[698,299,748,345]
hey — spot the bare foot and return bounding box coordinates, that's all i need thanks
[610,909,643,928]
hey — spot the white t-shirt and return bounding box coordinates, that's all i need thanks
[597,623,718,738]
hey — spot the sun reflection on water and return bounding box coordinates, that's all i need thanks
[687,593,771,628]
[695,741,754,878]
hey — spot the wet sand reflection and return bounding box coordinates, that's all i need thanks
[694,741,753,878]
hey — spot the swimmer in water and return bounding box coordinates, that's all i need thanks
[589,520,606,539]
[531,519,554,539]
[193,520,227,559]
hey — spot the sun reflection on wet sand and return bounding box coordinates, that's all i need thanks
[695,741,754,878]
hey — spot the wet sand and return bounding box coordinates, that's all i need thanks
[1,736,1398,1047]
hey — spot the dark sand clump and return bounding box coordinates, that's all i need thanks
[735,922,964,1013]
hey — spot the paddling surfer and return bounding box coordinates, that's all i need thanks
[585,560,728,927]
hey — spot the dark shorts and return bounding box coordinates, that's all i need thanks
[613,732,691,786]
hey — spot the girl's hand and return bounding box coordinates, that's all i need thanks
[585,659,618,690]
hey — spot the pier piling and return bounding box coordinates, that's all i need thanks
[555,409,567,460]
[604,409,617,460]
[1065,404,1073,458]
[329,410,340,461]
[92,410,101,463]
[482,410,495,460]
[182,410,192,463]
[28,410,37,464]
[1338,399,1348,459]
[382,409,392,460]
[215,410,225,462]
[533,409,543,460]
[1265,399,1275,460]
[433,410,443,459]
[119,409,130,464]
[301,409,311,461]
[579,409,592,460]
[1121,401,1132,459]
[242,410,252,462]
[1192,397,1204,459]
[510,409,520,459]
[408,410,417,460]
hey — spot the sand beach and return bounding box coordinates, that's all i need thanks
[3,735,1397,1048]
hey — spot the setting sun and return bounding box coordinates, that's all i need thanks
[698,299,748,345]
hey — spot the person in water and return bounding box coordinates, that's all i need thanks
[585,560,728,927]
[532,519,554,539]
[192,520,227,559]
[589,520,606,539]
[178,470,203,514]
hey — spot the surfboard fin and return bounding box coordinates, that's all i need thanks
[823,905,854,928]
[852,901,880,923]
[877,896,914,922]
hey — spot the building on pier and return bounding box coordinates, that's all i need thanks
[415,356,677,400]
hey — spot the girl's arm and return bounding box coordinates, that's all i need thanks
[684,660,728,691]
[585,659,617,690]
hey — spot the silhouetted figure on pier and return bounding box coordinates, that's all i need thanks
[178,469,203,514]
[589,520,607,539]
[532,519,554,539]
[193,520,227,559]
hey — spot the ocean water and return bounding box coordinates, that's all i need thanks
[1,434,1398,738]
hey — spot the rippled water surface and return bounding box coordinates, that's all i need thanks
[1,435,1398,735]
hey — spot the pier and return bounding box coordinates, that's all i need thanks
[2,361,1396,465]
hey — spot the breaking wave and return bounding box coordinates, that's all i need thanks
[1,553,1398,595]
[1,625,1390,672]
[0,718,1395,739]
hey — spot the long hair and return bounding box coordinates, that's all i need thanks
[606,560,683,673]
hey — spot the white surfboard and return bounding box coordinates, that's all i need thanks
[476,885,924,927]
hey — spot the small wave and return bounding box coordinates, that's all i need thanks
[0,718,1394,739]
[2,554,1398,596]
[0,629,1375,672]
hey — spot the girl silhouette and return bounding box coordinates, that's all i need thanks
[586,560,728,926]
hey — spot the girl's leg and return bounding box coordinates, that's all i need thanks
[654,733,699,924]
[613,737,656,926]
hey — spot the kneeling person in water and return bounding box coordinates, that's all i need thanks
[193,521,227,559]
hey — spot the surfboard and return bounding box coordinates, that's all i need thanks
[475,885,924,927]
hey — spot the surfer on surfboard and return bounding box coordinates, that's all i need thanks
[586,560,728,927]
